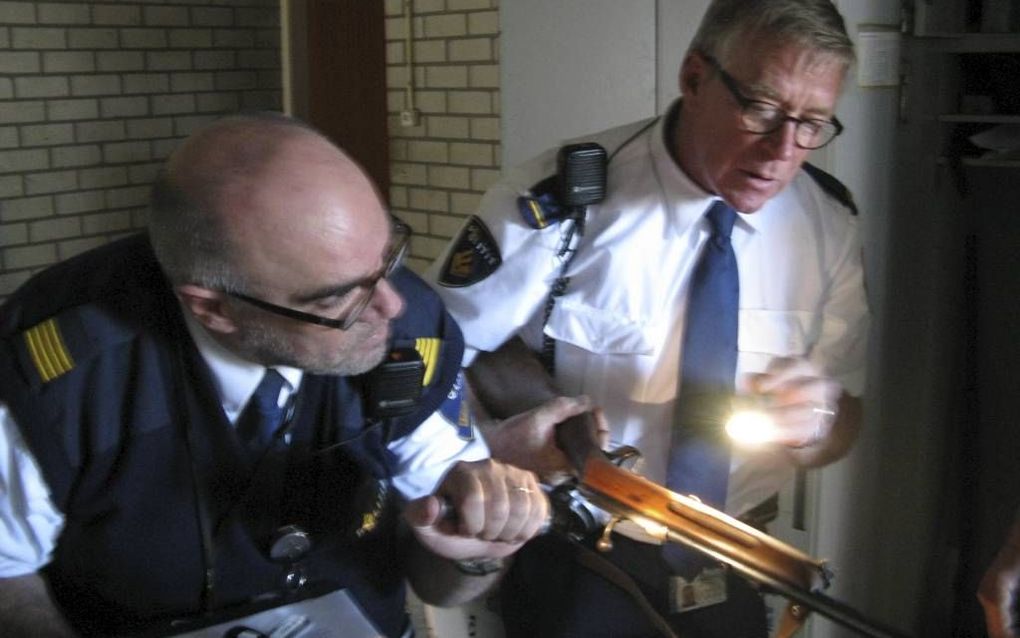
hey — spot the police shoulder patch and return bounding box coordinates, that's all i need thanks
[438,371,475,441]
[437,216,502,288]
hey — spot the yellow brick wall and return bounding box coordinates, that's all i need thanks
[383,0,501,273]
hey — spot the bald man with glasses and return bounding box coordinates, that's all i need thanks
[0,113,568,637]
[427,1,869,636]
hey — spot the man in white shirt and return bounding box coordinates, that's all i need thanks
[426,1,868,636]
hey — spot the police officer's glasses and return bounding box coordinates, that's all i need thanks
[228,221,410,331]
[701,53,843,150]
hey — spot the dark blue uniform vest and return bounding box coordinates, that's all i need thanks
[0,234,465,637]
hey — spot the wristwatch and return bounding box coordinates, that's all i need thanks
[452,556,506,576]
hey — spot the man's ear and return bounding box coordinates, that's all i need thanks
[176,284,237,334]
[679,52,706,98]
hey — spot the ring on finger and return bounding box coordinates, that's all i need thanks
[511,486,533,494]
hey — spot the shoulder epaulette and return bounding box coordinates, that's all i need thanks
[802,162,857,215]
[517,174,567,229]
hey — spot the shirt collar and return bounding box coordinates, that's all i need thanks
[181,309,303,422]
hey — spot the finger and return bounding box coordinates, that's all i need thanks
[403,494,445,530]
[517,473,549,540]
[479,466,512,541]
[591,407,611,449]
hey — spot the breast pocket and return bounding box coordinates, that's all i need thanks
[738,309,814,372]
[545,299,660,355]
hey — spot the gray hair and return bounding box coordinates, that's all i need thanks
[148,111,325,290]
[688,0,855,69]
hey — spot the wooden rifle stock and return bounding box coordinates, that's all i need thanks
[554,419,911,638]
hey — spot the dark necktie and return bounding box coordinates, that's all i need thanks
[664,200,739,575]
[237,369,287,453]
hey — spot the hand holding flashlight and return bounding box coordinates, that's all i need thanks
[727,357,841,449]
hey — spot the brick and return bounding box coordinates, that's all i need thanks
[0,101,44,123]
[237,49,279,69]
[0,149,49,173]
[412,235,446,260]
[384,17,407,42]
[67,28,119,50]
[152,137,184,159]
[92,4,142,26]
[386,42,405,65]
[83,210,131,235]
[0,126,18,148]
[213,28,253,48]
[448,0,494,9]
[51,144,101,168]
[468,11,499,35]
[0,270,32,297]
[70,74,121,96]
[121,28,167,49]
[128,161,161,184]
[427,116,470,139]
[169,28,212,49]
[173,114,216,137]
[424,14,467,38]
[191,7,232,27]
[407,140,448,163]
[413,90,446,113]
[241,89,281,110]
[146,51,192,71]
[196,92,238,112]
[1,195,55,222]
[106,185,149,208]
[430,212,468,237]
[58,236,106,260]
[11,27,66,49]
[151,93,196,115]
[469,64,499,88]
[100,96,148,118]
[389,184,408,207]
[0,77,11,99]
[195,50,235,70]
[144,5,188,27]
[470,116,499,140]
[451,191,483,215]
[0,222,28,247]
[79,166,127,189]
[408,187,449,212]
[130,208,148,229]
[429,165,471,189]
[123,73,169,94]
[0,175,23,198]
[4,243,57,269]
[76,120,126,143]
[425,65,468,89]
[0,51,40,74]
[0,29,7,49]
[97,50,145,72]
[0,2,36,25]
[47,98,99,121]
[29,216,81,241]
[55,189,104,214]
[235,7,277,28]
[215,70,256,90]
[391,162,428,185]
[471,167,500,191]
[25,170,77,195]
[256,69,281,89]
[414,40,446,63]
[126,117,174,140]
[450,142,494,166]
[414,0,444,13]
[449,38,491,62]
[15,75,67,98]
[37,3,91,24]
[170,72,214,93]
[386,66,410,90]
[383,0,402,17]
[20,123,74,147]
[103,141,151,164]
[43,51,96,73]
[449,90,492,113]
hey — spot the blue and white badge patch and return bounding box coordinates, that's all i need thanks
[437,216,502,287]
[439,371,475,441]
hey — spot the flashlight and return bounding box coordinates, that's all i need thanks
[725,395,778,446]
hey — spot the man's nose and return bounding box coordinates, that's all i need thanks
[763,120,799,160]
[370,278,405,320]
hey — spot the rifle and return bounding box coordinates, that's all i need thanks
[548,418,912,638]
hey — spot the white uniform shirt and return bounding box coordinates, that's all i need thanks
[0,311,488,577]
[427,104,869,518]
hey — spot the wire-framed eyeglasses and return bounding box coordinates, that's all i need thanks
[701,52,843,150]
[228,220,411,331]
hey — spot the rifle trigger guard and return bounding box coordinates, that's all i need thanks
[596,516,622,552]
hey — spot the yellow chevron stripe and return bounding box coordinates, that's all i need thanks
[528,200,547,228]
[415,338,439,387]
[24,319,74,382]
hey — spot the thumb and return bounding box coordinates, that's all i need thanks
[404,494,444,529]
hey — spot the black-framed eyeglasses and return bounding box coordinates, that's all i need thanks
[228,220,411,331]
[700,53,843,150]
